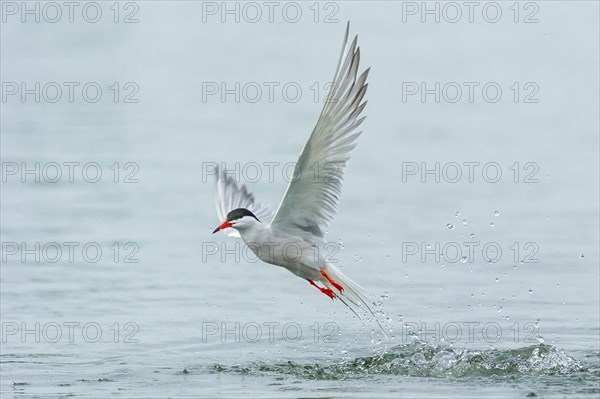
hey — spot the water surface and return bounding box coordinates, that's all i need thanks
[1,2,599,397]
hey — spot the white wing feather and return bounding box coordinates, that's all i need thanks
[270,23,369,238]
[214,166,275,237]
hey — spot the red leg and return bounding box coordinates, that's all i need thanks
[307,279,335,300]
[320,270,344,293]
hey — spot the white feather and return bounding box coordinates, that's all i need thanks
[213,166,274,237]
[269,22,369,238]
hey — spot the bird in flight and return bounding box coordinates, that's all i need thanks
[212,23,379,323]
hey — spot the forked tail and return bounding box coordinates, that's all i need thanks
[319,264,388,335]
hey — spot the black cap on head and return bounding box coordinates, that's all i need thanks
[226,208,260,223]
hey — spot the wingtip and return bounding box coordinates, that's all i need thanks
[342,21,350,50]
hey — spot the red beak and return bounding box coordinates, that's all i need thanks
[212,221,233,234]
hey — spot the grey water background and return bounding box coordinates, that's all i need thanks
[1,1,599,397]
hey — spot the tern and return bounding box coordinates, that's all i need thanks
[212,23,379,322]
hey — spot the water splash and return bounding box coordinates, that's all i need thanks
[210,343,584,380]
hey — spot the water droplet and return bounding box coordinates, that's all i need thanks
[579,253,584,259]
[497,306,503,312]
[455,211,460,217]
[494,210,500,216]
[537,336,545,344]
[495,277,499,283]
[446,223,455,230]
[528,289,533,294]
[461,256,467,263]
[469,233,475,239]
[462,219,467,225]
[490,222,495,227]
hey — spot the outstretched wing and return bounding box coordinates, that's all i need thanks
[214,166,275,237]
[269,23,369,238]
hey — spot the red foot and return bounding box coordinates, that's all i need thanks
[308,279,335,300]
[320,270,344,293]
